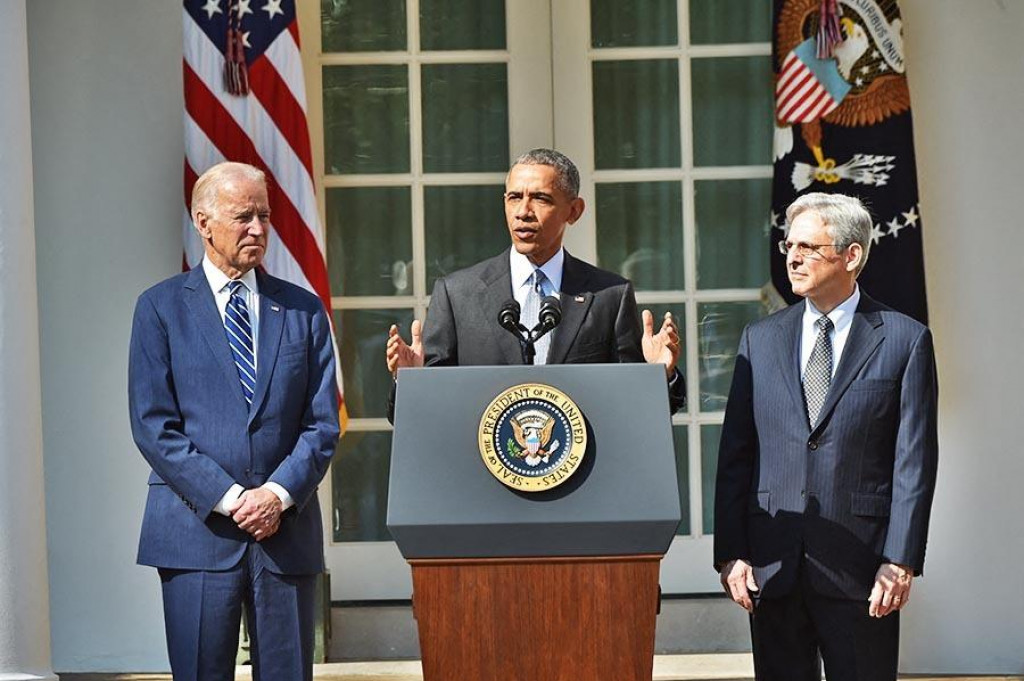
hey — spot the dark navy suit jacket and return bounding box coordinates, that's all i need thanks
[129,266,339,575]
[388,248,686,419]
[714,292,938,600]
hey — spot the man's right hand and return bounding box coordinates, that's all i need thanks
[386,320,424,378]
[720,559,759,612]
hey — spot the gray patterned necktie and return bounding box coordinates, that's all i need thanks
[803,314,834,427]
[521,270,550,365]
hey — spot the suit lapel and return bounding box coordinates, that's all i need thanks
[776,305,807,422]
[547,252,593,364]
[480,251,527,365]
[249,271,285,422]
[182,267,247,406]
[811,296,885,435]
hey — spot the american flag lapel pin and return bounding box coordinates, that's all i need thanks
[574,295,585,303]
[271,305,281,312]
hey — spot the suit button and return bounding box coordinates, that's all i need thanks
[807,440,818,451]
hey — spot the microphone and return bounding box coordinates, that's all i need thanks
[498,299,522,335]
[537,296,562,334]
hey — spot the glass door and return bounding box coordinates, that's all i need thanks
[552,0,773,593]
[299,0,554,600]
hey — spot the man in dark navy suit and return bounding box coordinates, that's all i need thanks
[714,192,938,681]
[129,162,339,680]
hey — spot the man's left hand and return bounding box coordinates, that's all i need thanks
[868,562,914,618]
[231,488,283,542]
[642,310,680,377]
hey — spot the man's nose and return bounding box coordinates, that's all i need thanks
[247,217,266,235]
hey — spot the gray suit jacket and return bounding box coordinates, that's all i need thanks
[713,292,938,600]
[389,248,685,418]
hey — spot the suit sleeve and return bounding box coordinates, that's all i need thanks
[128,293,239,519]
[614,281,686,415]
[266,301,341,511]
[882,326,939,574]
[713,325,758,569]
[387,276,458,423]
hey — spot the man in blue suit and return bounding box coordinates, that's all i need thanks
[714,193,938,681]
[129,162,339,680]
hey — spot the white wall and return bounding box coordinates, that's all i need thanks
[899,0,1024,673]
[28,0,183,671]
[24,0,1024,673]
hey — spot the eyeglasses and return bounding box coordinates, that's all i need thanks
[777,240,839,259]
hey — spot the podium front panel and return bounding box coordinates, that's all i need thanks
[387,364,681,558]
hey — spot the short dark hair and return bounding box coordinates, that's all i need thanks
[509,148,580,198]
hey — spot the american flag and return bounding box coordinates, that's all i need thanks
[182,0,347,428]
[775,39,851,124]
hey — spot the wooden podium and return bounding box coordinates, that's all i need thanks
[388,365,680,681]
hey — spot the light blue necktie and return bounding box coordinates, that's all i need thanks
[522,270,551,365]
[224,281,256,407]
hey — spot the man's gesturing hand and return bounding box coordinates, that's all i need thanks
[642,310,680,377]
[720,559,759,613]
[231,488,283,541]
[868,562,913,618]
[386,320,424,378]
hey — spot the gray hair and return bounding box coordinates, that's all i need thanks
[785,192,873,273]
[509,148,580,199]
[191,162,266,223]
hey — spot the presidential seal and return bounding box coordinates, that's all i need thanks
[478,383,587,492]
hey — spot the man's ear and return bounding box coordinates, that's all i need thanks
[566,197,586,225]
[194,211,212,239]
[845,242,864,273]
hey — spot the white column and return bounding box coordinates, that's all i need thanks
[0,1,57,679]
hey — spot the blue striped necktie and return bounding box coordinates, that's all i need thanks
[224,280,256,408]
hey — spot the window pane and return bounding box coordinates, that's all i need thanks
[591,0,677,48]
[697,301,765,411]
[324,65,410,174]
[326,187,413,297]
[701,423,723,534]
[593,60,681,169]
[689,0,771,45]
[691,57,773,167]
[595,181,684,291]
[424,185,508,290]
[673,425,691,536]
[422,64,509,173]
[321,0,406,52]
[420,0,506,51]
[335,309,414,419]
[332,431,393,542]
[695,178,771,289]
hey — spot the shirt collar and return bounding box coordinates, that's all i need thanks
[201,256,259,295]
[804,283,860,331]
[509,247,564,292]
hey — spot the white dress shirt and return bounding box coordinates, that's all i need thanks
[800,285,861,380]
[510,246,564,305]
[200,257,293,515]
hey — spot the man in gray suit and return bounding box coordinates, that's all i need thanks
[714,192,938,680]
[386,148,685,415]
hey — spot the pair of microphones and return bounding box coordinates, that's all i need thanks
[498,296,562,365]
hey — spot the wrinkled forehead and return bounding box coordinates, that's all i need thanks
[215,177,269,207]
[786,209,831,240]
[505,163,562,192]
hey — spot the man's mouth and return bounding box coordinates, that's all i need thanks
[512,227,537,240]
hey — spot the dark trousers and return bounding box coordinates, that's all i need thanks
[159,547,316,681]
[750,571,899,681]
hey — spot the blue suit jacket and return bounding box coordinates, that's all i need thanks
[713,292,938,600]
[129,266,339,575]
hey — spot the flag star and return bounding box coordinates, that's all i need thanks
[855,77,864,87]
[201,0,222,19]
[241,31,252,48]
[237,0,253,17]
[887,216,904,238]
[861,65,871,75]
[770,210,780,228]
[872,49,881,59]
[262,0,284,19]
[902,207,919,226]
[870,223,885,245]
[879,62,889,72]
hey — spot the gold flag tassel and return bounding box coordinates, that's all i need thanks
[816,0,843,59]
[224,0,250,96]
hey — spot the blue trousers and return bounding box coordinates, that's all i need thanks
[158,547,316,681]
